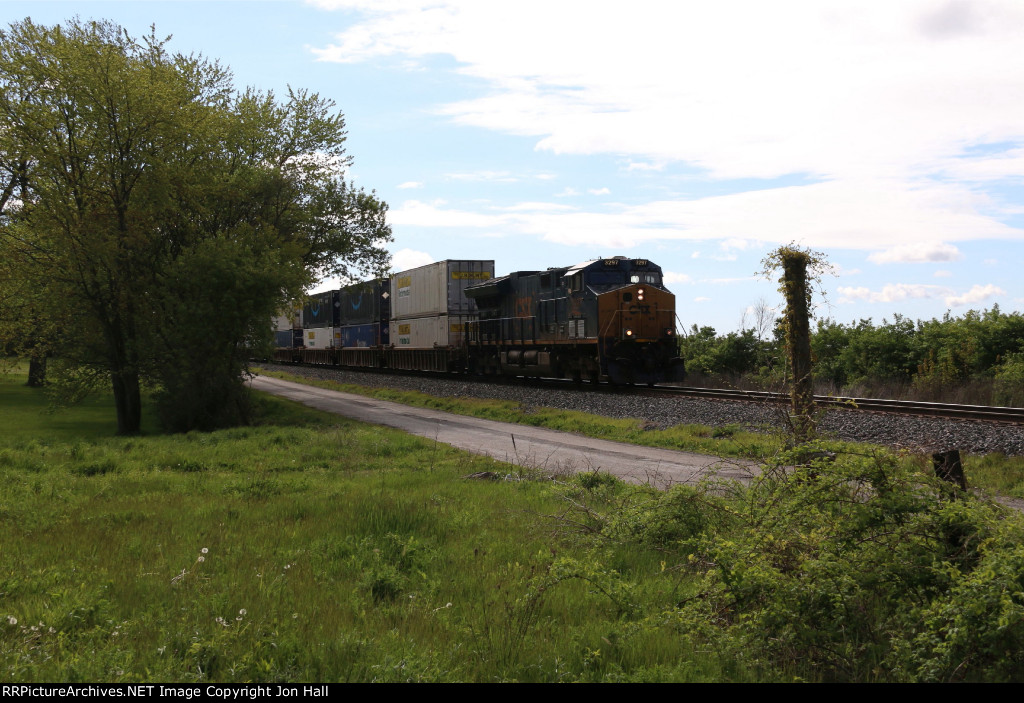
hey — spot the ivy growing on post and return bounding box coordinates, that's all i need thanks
[761,244,833,444]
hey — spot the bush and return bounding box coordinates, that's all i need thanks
[994,353,1024,407]
[555,443,1024,681]
[666,446,1024,681]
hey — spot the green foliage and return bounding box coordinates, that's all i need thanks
[0,18,391,434]
[994,352,1024,407]
[588,445,1024,681]
[678,306,1024,403]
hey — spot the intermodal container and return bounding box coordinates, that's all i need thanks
[340,322,388,348]
[390,315,475,349]
[390,260,494,319]
[303,291,341,329]
[339,279,389,326]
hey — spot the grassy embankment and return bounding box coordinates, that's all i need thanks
[253,366,1024,499]
[5,363,1024,682]
[0,364,734,682]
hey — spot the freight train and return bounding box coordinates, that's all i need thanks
[272,257,685,385]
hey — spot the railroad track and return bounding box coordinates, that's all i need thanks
[649,386,1024,424]
[259,362,1024,425]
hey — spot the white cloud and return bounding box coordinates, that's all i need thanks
[388,200,504,228]
[493,201,575,213]
[945,283,1006,307]
[446,171,518,182]
[384,179,1022,252]
[837,283,952,304]
[390,247,435,272]
[312,1,1024,252]
[836,281,1007,307]
[588,187,611,195]
[720,238,752,251]
[555,187,579,197]
[397,181,423,189]
[626,161,667,172]
[663,272,693,285]
[312,1,1024,178]
[868,242,963,264]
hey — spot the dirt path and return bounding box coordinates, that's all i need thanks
[250,374,755,487]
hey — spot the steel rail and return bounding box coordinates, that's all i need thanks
[259,362,1024,425]
[649,385,1024,424]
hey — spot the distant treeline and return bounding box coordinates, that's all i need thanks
[679,306,1024,406]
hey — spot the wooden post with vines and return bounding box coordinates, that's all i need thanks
[763,244,830,445]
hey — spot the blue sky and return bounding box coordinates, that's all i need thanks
[6,0,1024,332]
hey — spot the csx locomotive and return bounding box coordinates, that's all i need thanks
[273,256,685,385]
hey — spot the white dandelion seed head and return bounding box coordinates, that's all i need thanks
[239,609,246,616]
[197,556,205,562]
[201,548,209,554]
[6,616,16,625]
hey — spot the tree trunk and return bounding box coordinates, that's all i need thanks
[111,368,142,435]
[782,250,814,443]
[26,355,46,387]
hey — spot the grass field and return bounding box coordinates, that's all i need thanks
[5,364,1024,682]
[0,366,732,682]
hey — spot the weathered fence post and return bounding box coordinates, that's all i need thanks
[780,248,814,443]
[932,449,967,491]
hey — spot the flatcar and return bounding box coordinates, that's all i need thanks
[272,256,685,385]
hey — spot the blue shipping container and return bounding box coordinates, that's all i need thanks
[341,323,387,348]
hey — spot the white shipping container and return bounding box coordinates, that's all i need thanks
[272,306,303,331]
[390,260,494,319]
[304,327,342,349]
[390,315,475,349]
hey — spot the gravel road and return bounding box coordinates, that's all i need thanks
[257,364,1024,457]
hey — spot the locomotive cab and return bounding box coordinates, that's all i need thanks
[597,282,685,385]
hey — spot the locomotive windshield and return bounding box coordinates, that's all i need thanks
[629,273,661,285]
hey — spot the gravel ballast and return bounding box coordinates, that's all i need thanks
[258,364,1024,457]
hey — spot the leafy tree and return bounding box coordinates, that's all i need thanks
[0,18,390,433]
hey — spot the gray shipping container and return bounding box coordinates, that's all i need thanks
[390,315,475,349]
[390,260,494,319]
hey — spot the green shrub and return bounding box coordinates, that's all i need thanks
[994,352,1024,407]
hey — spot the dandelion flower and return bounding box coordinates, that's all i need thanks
[201,548,209,554]
[197,556,205,563]
[6,616,16,626]
[239,609,246,616]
